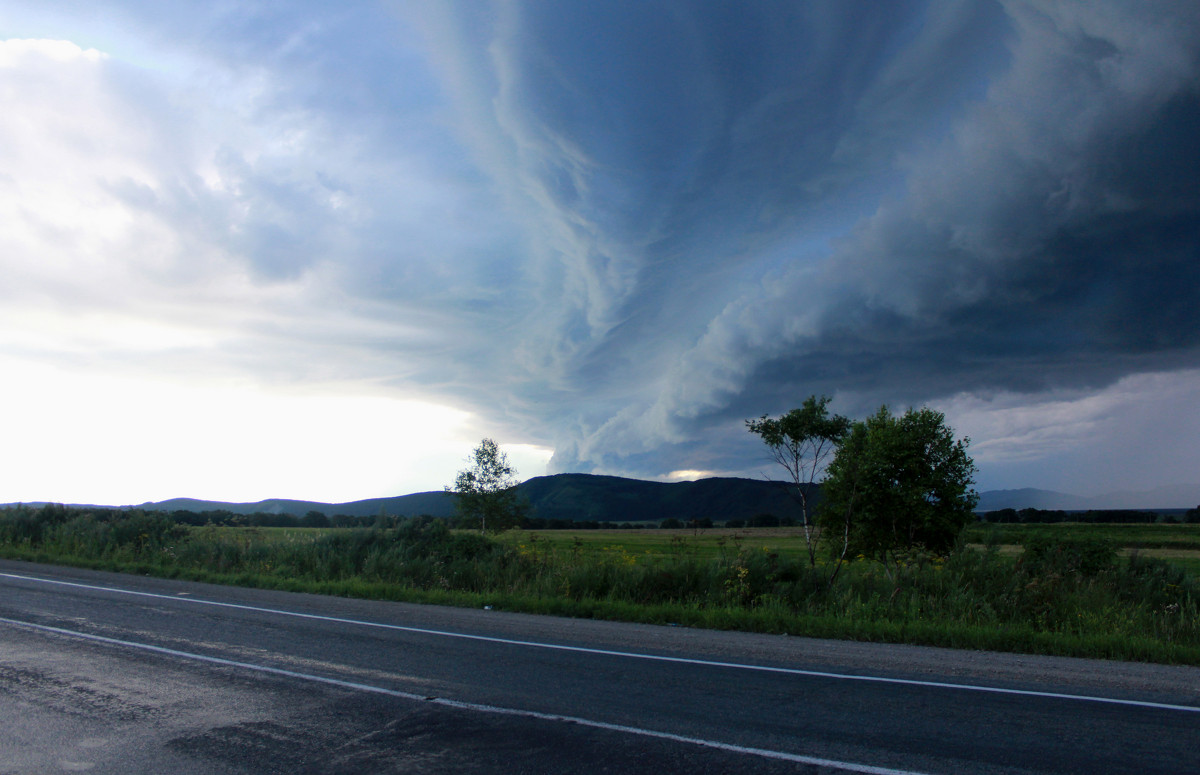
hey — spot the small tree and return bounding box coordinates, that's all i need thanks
[302,510,331,528]
[447,438,525,534]
[819,406,978,582]
[746,396,850,567]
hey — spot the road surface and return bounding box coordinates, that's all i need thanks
[1,559,1198,774]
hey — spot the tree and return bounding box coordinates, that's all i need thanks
[302,510,331,528]
[819,406,978,581]
[447,438,525,534]
[746,396,850,567]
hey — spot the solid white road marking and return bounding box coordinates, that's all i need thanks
[0,615,928,775]
[2,570,1198,715]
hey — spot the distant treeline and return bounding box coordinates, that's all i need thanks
[163,510,662,530]
[980,507,1200,524]
[0,504,658,531]
[0,504,800,531]
[6,503,1196,533]
[178,509,379,528]
[167,512,797,530]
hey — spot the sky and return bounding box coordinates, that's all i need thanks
[2,1,1198,506]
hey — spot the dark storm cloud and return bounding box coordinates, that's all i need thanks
[470,1,1200,477]
[411,2,1022,448]
[472,0,1010,355]
[15,0,1197,490]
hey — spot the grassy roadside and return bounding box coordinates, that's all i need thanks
[2,507,1198,665]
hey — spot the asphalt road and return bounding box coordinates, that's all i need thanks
[1,559,1198,774]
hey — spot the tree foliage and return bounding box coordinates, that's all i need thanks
[447,438,525,533]
[819,406,978,579]
[746,395,850,567]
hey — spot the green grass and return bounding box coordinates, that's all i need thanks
[3,507,1199,665]
[1135,552,1200,576]
[964,522,1200,550]
[495,527,810,562]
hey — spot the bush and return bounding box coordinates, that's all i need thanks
[1118,552,1196,607]
[1022,536,1117,578]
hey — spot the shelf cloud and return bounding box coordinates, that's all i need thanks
[3,1,1198,501]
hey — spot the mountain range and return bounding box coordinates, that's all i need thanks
[137,476,1200,520]
[973,484,1200,512]
[8,474,1197,522]
[138,474,801,524]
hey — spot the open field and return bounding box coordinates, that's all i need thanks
[496,527,811,562]
[181,523,1200,575]
[500,523,1200,561]
[2,507,1198,664]
[963,522,1200,550]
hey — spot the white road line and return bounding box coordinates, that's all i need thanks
[3,570,1198,714]
[0,615,927,775]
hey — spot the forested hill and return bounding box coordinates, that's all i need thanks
[516,474,801,523]
[144,492,456,520]
[130,474,803,523]
[9,475,1197,522]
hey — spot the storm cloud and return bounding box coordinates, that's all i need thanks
[3,0,1198,500]
[421,1,1200,481]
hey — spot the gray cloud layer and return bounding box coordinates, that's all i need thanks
[422,1,1200,478]
[9,0,1198,490]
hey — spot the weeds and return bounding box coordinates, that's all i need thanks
[2,505,1198,664]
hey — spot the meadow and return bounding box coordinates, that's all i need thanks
[2,504,1198,665]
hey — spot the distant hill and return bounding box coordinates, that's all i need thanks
[137,473,803,523]
[975,489,1091,512]
[144,492,457,519]
[516,473,799,523]
[8,475,1197,521]
[976,484,1200,512]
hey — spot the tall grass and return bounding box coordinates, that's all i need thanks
[2,505,1198,664]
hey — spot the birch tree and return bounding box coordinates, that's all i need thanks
[746,396,850,567]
